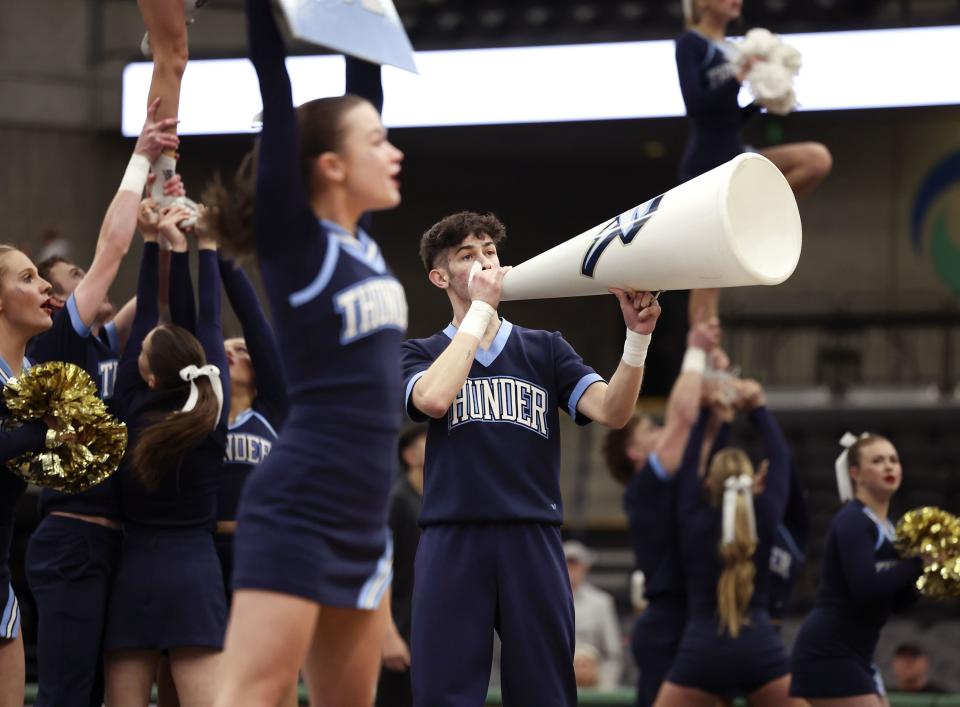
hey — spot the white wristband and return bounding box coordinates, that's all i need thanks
[622,330,651,368]
[458,300,496,340]
[119,154,151,195]
[681,347,707,373]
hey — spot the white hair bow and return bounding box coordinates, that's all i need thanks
[834,432,868,502]
[722,474,756,545]
[179,364,223,429]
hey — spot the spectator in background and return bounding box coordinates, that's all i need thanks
[564,541,623,690]
[891,643,947,694]
[376,425,426,707]
[36,225,72,263]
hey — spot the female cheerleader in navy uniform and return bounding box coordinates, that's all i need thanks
[676,0,832,325]
[24,101,179,707]
[403,211,661,707]
[0,246,57,707]
[210,0,406,703]
[103,204,229,706]
[655,380,797,706]
[677,0,832,192]
[603,321,719,707]
[790,435,921,706]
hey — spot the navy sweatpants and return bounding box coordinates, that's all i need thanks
[411,523,576,707]
[26,515,121,707]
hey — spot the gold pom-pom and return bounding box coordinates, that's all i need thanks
[895,507,960,599]
[3,361,127,493]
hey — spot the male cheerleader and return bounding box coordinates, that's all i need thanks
[402,211,661,706]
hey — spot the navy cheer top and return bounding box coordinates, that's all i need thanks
[402,321,602,525]
[112,243,230,531]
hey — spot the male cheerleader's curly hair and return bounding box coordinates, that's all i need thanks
[603,414,645,486]
[202,94,370,258]
[706,448,757,637]
[418,211,507,272]
[132,325,221,490]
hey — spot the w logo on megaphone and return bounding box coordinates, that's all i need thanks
[581,194,664,278]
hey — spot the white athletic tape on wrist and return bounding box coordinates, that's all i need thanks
[681,347,708,374]
[622,330,651,368]
[459,300,496,340]
[119,154,151,195]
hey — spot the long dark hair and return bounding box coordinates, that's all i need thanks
[202,94,369,258]
[132,325,220,490]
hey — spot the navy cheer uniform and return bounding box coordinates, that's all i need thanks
[26,296,124,707]
[790,500,921,699]
[0,356,46,641]
[104,242,230,651]
[231,0,406,609]
[215,258,286,596]
[402,321,602,707]
[768,465,808,623]
[667,406,791,697]
[676,30,759,183]
[625,411,714,707]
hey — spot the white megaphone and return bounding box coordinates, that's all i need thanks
[500,153,802,301]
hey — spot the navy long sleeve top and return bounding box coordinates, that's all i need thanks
[244,0,406,431]
[810,500,921,658]
[625,409,712,600]
[216,257,287,520]
[676,406,790,618]
[675,30,760,181]
[169,250,197,334]
[113,243,229,530]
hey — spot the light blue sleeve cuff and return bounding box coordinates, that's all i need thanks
[66,295,91,338]
[566,372,604,421]
[404,370,427,420]
[103,321,120,355]
[648,452,671,482]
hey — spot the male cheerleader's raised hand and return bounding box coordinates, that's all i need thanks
[610,288,662,337]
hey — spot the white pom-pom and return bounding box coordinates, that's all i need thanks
[739,28,779,59]
[736,27,802,116]
[773,43,802,72]
[748,61,793,100]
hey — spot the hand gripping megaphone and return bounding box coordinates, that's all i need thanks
[500,153,802,301]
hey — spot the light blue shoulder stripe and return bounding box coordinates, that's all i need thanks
[289,233,340,308]
[0,356,30,383]
[66,294,91,338]
[861,505,896,550]
[567,372,604,420]
[648,452,671,482]
[404,370,427,417]
[104,321,120,355]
